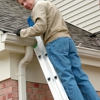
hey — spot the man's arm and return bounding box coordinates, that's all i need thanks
[20,4,47,38]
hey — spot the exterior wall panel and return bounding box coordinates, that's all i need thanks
[46,0,100,33]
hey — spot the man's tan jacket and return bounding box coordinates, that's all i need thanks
[20,0,70,45]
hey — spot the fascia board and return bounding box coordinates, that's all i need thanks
[1,33,37,46]
[77,46,100,67]
[77,46,100,59]
[0,33,36,54]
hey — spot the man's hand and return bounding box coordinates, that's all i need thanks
[14,29,21,36]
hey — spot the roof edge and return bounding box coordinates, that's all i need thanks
[1,32,100,60]
[1,33,36,46]
[77,46,100,59]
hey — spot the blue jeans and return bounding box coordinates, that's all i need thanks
[46,37,100,100]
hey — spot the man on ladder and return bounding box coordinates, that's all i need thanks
[15,0,100,100]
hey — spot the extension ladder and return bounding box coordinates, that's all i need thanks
[33,36,69,100]
[27,16,69,100]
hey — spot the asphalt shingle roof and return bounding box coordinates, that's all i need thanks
[0,0,100,50]
[0,0,30,33]
[66,22,100,50]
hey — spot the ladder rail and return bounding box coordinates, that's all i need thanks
[45,56,68,99]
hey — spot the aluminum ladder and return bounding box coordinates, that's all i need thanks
[33,36,69,100]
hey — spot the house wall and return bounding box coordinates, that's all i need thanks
[10,53,46,84]
[0,79,53,100]
[10,52,100,90]
[0,51,11,81]
[0,79,100,100]
[47,0,100,33]
[82,64,100,90]
[0,51,100,91]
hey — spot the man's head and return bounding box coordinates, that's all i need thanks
[17,0,35,10]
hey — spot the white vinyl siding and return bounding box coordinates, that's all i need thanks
[46,0,100,33]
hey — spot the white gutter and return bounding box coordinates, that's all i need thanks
[77,46,100,59]
[18,46,33,100]
[77,46,100,67]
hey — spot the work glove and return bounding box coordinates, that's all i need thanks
[14,29,21,36]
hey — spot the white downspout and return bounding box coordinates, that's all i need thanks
[18,46,33,100]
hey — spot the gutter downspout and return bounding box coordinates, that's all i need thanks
[18,46,33,100]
